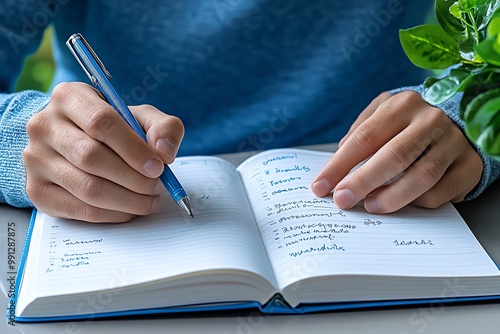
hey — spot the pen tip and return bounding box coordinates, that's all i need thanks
[178,197,194,218]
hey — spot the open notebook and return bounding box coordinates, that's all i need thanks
[10,148,500,322]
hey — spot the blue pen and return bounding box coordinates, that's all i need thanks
[66,33,193,218]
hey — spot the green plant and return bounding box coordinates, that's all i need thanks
[399,0,500,160]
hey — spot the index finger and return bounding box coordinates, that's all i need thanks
[339,92,392,147]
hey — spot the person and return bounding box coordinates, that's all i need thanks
[0,0,498,223]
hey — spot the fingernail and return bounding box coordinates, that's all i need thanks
[312,179,332,196]
[334,188,357,208]
[154,179,166,194]
[151,196,164,213]
[156,138,177,160]
[365,197,382,213]
[144,158,163,178]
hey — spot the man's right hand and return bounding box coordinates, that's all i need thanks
[24,82,185,223]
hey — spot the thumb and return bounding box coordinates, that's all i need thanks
[129,105,185,164]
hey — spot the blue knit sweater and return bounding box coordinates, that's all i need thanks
[1,0,498,208]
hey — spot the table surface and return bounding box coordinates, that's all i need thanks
[2,144,500,334]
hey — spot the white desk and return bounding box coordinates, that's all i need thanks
[2,144,500,333]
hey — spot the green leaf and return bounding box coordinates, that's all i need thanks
[459,68,500,118]
[473,117,500,157]
[475,34,500,65]
[399,24,462,69]
[477,0,500,30]
[423,69,471,104]
[464,93,500,135]
[436,0,465,38]
[463,88,500,132]
[457,0,489,13]
[487,15,500,37]
[458,33,479,52]
[424,76,440,88]
[449,3,462,20]
[450,0,500,39]
[495,33,500,53]
[463,88,500,158]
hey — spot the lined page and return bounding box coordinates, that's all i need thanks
[237,149,500,290]
[23,157,277,298]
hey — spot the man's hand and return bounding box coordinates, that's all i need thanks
[24,82,184,222]
[312,91,483,213]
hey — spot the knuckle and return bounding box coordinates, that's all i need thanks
[25,179,45,204]
[83,204,106,223]
[379,200,402,213]
[79,176,105,202]
[384,142,413,170]
[82,207,133,223]
[135,196,156,215]
[398,90,423,105]
[138,104,156,112]
[384,90,421,111]
[26,112,50,138]
[415,192,445,209]
[442,180,463,204]
[468,149,484,172]
[414,165,438,187]
[426,108,447,124]
[165,115,184,136]
[352,127,377,152]
[87,106,116,138]
[414,155,447,186]
[51,82,73,102]
[132,176,157,195]
[385,188,414,212]
[73,139,100,169]
[445,182,463,202]
[423,110,454,138]
[23,145,37,166]
[349,172,374,194]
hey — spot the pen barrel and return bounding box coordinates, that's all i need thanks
[159,168,187,203]
[67,34,190,215]
[101,87,187,205]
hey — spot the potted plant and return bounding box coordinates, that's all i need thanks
[399,0,500,160]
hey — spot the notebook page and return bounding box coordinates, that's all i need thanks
[22,156,277,298]
[237,149,500,290]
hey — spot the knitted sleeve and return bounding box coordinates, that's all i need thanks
[1,0,53,207]
[0,92,50,207]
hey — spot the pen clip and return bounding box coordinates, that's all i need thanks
[66,33,112,86]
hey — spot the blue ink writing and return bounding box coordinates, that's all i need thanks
[262,154,298,166]
[272,186,308,195]
[393,239,434,246]
[275,199,336,214]
[364,219,382,226]
[274,165,311,174]
[281,222,356,233]
[279,212,348,224]
[269,176,302,187]
[289,243,345,258]
[63,238,103,246]
[58,261,91,268]
[285,234,336,247]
